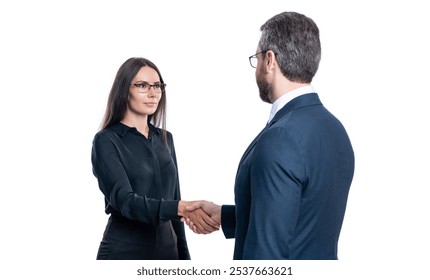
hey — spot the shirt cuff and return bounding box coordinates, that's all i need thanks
[161,199,180,221]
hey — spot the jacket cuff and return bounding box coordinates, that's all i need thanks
[221,205,236,239]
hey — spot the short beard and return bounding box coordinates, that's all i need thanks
[257,76,272,104]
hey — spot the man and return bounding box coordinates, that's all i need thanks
[186,11,354,260]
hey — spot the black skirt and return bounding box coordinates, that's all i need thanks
[96,214,179,260]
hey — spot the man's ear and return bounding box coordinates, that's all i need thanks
[265,50,277,71]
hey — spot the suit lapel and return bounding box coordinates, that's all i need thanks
[238,123,268,165]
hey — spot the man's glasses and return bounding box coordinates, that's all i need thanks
[248,50,267,68]
[131,82,166,93]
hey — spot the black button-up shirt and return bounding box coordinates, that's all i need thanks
[92,122,181,222]
[91,122,189,259]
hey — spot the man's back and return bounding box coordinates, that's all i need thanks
[232,93,354,259]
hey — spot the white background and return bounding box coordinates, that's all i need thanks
[1,0,429,279]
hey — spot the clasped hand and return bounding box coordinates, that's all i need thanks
[178,200,221,234]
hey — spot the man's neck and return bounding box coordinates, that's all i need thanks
[271,81,311,103]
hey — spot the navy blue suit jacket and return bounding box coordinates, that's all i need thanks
[221,93,354,260]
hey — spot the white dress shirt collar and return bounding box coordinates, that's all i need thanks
[268,85,315,123]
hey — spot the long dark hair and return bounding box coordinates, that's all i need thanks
[100,57,167,145]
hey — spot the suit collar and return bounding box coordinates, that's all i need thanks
[268,93,321,127]
[268,85,315,123]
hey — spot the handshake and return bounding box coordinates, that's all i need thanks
[178,200,221,234]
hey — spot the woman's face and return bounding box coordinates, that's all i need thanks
[127,66,162,117]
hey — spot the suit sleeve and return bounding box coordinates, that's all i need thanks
[91,133,179,225]
[243,127,304,259]
[167,133,191,259]
[221,205,236,238]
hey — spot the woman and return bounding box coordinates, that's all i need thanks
[91,57,217,260]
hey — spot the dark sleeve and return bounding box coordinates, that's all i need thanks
[221,205,236,239]
[243,128,303,259]
[167,132,191,259]
[91,133,179,225]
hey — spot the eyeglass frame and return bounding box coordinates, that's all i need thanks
[130,82,166,93]
[248,50,268,68]
[248,50,277,68]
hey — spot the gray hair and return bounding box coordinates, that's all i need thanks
[259,12,321,83]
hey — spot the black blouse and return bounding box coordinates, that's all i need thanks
[91,122,189,259]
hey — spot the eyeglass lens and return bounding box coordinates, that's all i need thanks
[134,83,165,93]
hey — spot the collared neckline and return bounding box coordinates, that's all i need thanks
[268,92,322,127]
[110,122,160,137]
[268,85,315,123]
